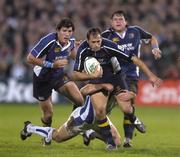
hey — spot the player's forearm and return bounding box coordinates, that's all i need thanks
[151,36,159,49]
[27,53,55,68]
[80,84,101,96]
[71,71,93,81]
[132,56,155,79]
[27,53,44,67]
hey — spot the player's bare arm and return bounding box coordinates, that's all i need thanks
[72,66,103,81]
[151,35,162,60]
[27,53,68,68]
[80,83,113,96]
[131,55,162,87]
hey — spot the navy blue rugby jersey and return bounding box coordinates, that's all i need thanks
[74,38,132,81]
[30,32,75,79]
[102,26,152,78]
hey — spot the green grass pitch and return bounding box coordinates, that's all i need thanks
[0,104,180,157]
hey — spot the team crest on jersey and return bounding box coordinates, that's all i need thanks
[112,37,119,43]
[129,33,135,39]
[54,47,61,53]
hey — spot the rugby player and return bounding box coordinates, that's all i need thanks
[26,18,84,145]
[20,83,121,151]
[102,10,162,147]
[71,27,162,149]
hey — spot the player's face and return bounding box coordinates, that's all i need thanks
[57,27,73,44]
[87,34,102,52]
[111,14,127,32]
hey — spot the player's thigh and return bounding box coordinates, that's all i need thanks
[90,92,108,118]
[115,91,132,113]
[57,81,84,106]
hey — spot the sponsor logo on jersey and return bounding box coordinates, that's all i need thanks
[129,33,135,39]
[55,56,68,60]
[118,43,135,51]
[112,37,119,43]
[54,47,61,53]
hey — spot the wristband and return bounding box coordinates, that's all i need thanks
[152,45,159,49]
[43,61,54,68]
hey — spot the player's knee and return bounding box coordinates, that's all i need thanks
[116,91,134,113]
[75,96,84,106]
[95,107,106,119]
[116,90,134,102]
[117,100,132,114]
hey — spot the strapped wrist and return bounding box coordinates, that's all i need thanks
[152,45,159,49]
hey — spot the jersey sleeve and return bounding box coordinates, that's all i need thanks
[134,26,152,39]
[30,33,56,58]
[103,39,132,62]
[69,37,75,50]
[101,29,111,39]
[73,41,87,72]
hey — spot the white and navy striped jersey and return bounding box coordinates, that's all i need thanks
[31,32,75,79]
[102,26,152,78]
[74,38,132,78]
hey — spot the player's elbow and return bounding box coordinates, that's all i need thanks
[26,53,33,64]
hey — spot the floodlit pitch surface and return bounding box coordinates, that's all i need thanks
[0,104,180,157]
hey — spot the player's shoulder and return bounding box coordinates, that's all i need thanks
[102,37,117,46]
[40,32,57,42]
[102,28,114,37]
[77,40,89,53]
[127,25,140,31]
[128,25,146,33]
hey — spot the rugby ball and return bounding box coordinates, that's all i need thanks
[84,57,101,74]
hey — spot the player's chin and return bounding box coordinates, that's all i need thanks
[63,38,69,43]
[92,47,100,51]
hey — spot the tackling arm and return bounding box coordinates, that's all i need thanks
[80,83,113,96]
[71,67,102,81]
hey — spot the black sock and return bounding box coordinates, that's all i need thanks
[97,117,116,146]
[126,112,137,124]
[123,114,135,139]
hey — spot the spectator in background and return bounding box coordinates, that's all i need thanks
[0,0,179,81]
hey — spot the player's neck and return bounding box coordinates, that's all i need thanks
[115,28,126,38]
[58,40,68,47]
[116,27,127,35]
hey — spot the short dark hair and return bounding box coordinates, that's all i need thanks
[56,18,75,31]
[111,10,128,20]
[87,27,101,40]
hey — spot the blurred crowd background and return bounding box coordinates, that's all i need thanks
[0,0,179,82]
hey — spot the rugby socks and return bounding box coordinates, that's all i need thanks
[125,105,137,124]
[27,124,54,140]
[123,114,135,139]
[97,117,116,146]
